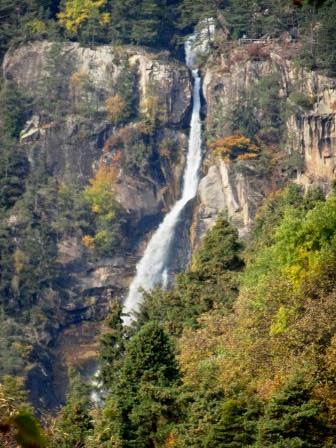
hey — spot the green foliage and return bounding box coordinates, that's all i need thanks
[0,376,46,448]
[97,322,179,447]
[82,165,126,256]
[223,98,261,140]
[99,298,126,390]
[227,74,286,145]
[51,369,93,448]
[0,312,33,376]
[0,141,29,210]
[108,0,183,50]
[288,90,316,110]
[0,0,58,59]
[175,389,262,448]
[0,80,31,211]
[224,0,299,39]
[44,184,336,447]
[192,214,243,274]
[255,376,326,447]
[11,413,46,448]
[105,58,138,124]
[0,81,32,139]
[298,0,336,75]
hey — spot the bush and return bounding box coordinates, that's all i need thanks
[209,134,259,161]
[83,165,126,256]
[245,43,270,61]
[105,94,127,123]
[289,91,316,110]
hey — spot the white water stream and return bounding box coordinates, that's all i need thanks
[122,36,203,324]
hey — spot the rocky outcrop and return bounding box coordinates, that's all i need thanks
[4,42,190,126]
[4,40,191,232]
[196,155,269,238]
[287,73,336,185]
[194,41,336,238]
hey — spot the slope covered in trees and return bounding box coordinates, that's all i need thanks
[42,187,336,446]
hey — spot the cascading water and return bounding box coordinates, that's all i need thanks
[123,35,202,324]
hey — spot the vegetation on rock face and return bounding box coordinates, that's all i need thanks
[82,165,126,256]
[210,135,259,161]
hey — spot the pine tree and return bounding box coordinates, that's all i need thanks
[315,0,336,75]
[99,298,126,390]
[204,394,262,447]
[130,0,162,46]
[0,138,29,209]
[0,81,32,139]
[255,376,327,447]
[225,0,255,38]
[52,369,93,448]
[101,322,180,447]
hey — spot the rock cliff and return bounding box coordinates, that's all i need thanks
[3,41,191,407]
[195,40,336,239]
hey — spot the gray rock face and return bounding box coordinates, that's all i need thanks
[194,41,336,241]
[4,42,191,126]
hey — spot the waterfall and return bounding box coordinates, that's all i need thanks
[122,35,203,324]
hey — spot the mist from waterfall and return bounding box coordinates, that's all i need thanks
[122,34,203,324]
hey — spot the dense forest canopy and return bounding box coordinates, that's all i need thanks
[0,0,335,66]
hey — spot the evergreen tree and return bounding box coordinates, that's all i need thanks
[225,0,255,38]
[130,0,162,46]
[99,298,126,390]
[102,322,180,447]
[315,0,336,75]
[179,0,227,30]
[136,216,244,336]
[108,0,137,44]
[0,376,46,448]
[192,215,243,275]
[52,369,93,448]
[0,140,29,210]
[176,389,262,448]
[204,395,262,447]
[255,376,327,447]
[0,81,32,139]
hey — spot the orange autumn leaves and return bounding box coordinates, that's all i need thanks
[209,134,259,161]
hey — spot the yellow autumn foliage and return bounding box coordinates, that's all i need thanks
[13,249,26,275]
[58,0,109,34]
[69,70,88,98]
[105,95,127,122]
[209,134,259,161]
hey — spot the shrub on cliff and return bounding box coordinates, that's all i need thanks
[209,134,259,161]
[105,95,127,123]
[83,165,126,256]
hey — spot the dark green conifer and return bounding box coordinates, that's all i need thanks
[255,376,327,447]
